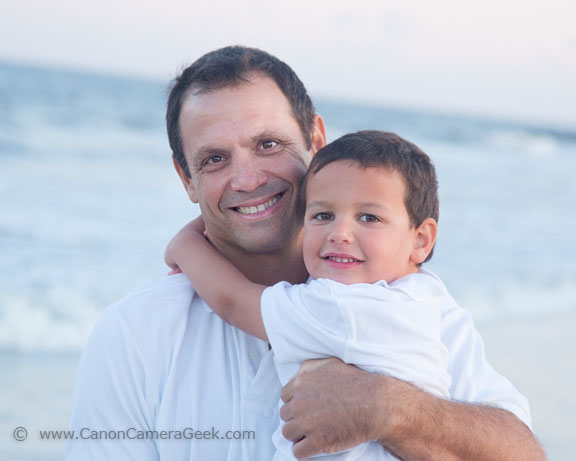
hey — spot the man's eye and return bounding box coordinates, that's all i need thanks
[313,212,333,221]
[260,140,278,150]
[360,214,380,223]
[204,155,223,165]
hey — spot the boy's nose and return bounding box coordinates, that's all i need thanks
[328,221,354,244]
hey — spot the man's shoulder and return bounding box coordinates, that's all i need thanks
[110,273,197,321]
[118,273,195,304]
[91,274,208,365]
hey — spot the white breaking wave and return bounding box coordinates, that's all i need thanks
[1,62,575,353]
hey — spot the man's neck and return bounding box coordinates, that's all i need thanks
[213,234,309,286]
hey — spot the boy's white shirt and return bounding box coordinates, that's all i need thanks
[68,272,532,461]
[262,269,452,460]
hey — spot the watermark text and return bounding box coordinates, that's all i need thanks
[13,426,255,442]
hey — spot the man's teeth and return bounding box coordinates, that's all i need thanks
[328,256,358,263]
[236,195,280,215]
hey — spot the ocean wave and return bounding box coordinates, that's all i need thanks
[485,129,567,157]
[452,279,576,326]
[1,61,574,354]
[0,293,100,353]
[317,99,576,157]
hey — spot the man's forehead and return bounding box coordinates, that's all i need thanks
[178,92,306,163]
[180,80,300,141]
[181,78,293,122]
[183,72,281,102]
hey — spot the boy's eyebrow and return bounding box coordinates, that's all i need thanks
[359,202,391,211]
[306,201,392,211]
[306,200,331,209]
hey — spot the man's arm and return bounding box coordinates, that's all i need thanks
[165,217,267,341]
[280,359,544,460]
[280,360,545,460]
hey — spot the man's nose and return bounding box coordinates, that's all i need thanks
[229,155,267,192]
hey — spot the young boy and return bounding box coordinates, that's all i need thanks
[166,131,454,460]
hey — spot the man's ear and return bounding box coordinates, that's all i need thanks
[410,218,437,265]
[310,114,327,157]
[172,156,198,203]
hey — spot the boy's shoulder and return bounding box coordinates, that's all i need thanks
[306,270,454,305]
[388,268,452,301]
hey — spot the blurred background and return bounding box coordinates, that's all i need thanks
[0,1,575,459]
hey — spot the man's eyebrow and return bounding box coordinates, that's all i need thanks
[249,129,290,144]
[191,129,290,159]
[191,146,227,162]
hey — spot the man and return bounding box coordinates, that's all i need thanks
[68,46,544,460]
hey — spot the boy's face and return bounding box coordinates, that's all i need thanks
[303,160,421,284]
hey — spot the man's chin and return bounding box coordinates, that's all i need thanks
[229,225,301,255]
[234,236,293,255]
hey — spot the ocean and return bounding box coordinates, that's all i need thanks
[0,61,575,459]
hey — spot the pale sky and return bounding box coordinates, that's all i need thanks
[1,0,575,128]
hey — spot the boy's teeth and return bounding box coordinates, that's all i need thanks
[329,256,357,263]
[236,195,280,215]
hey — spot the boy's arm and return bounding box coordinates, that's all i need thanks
[165,217,268,341]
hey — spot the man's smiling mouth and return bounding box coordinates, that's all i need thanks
[232,193,282,215]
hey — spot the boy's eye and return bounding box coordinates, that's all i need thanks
[312,212,333,221]
[360,214,380,223]
[260,140,278,150]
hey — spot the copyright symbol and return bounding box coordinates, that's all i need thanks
[14,427,28,441]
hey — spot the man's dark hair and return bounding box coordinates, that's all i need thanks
[166,46,316,177]
[302,130,439,263]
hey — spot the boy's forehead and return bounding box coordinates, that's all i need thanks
[306,161,408,204]
[310,161,407,189]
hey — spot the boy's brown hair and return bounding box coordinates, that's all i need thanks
[302,130,439,263]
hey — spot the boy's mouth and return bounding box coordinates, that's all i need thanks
[322,253,364,264]
[325,256,361,263]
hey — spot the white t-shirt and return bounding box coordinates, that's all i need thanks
[67,273,531,460]
[261,269,453,460]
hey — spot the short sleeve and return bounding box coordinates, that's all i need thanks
[261,280,349,367]
[261,279,451,400]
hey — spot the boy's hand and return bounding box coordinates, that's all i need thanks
[187,215,207,236]
[165,216,206,274]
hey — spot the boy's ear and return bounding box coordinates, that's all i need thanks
[173,157,198,203]
[310,114,327,157]
[410,218,437,265]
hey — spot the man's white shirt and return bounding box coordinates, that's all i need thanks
[67,273,531,460]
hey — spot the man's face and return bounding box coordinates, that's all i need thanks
[177,74,317,256]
